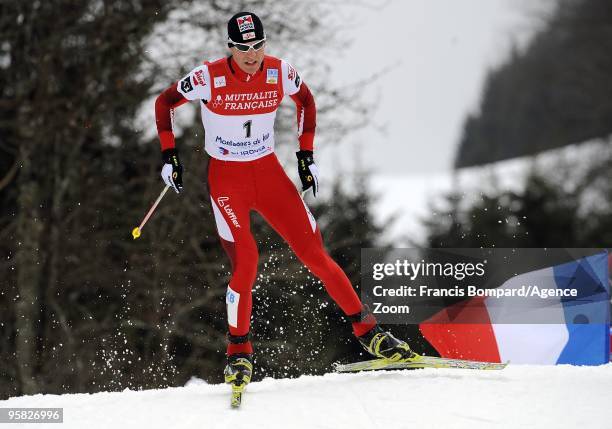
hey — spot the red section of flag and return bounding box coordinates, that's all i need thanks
[419,296,502,363]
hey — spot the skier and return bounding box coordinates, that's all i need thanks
[154,12,413,390]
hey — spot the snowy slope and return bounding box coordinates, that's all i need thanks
[4,365,612,429]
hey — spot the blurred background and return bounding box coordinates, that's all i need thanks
[1,0,611,399]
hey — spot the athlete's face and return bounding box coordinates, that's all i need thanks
[230,40,265,75]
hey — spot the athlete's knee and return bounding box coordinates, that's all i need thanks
[295,241,335,274]
[228,245,259,293]
[221,234,258,282]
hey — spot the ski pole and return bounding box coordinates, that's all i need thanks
[132,185,170,239]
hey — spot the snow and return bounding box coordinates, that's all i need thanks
[4,365,612,428]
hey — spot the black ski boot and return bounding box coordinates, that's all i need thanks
[358,325,415,362]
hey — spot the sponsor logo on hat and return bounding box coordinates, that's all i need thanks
[214,76,226,88]
[242,31,256,41]
[266,69,278,84]
[286,65,300,87]
[237,15,255,32]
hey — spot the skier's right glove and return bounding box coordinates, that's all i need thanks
[161,148,183,193]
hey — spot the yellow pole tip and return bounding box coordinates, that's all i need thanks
[132,227,141,239]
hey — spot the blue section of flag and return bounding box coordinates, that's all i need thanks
[553,252,610,365]
[557,324,609,365]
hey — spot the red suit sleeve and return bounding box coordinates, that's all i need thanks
[155,83,188,151]
[290,82,316,152]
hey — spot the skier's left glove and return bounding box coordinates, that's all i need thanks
[296,150,319,197]
[161,148,183,193]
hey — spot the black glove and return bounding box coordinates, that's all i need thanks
[296,150,319,197]
[161,148,183,193]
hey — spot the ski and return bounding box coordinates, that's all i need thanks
[230,383,246,408]
[334,354,508,373]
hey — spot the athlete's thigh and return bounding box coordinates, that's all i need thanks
[207,159,255,246]
[255,159,318,247]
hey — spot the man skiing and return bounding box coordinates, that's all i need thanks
[154,12,413,393]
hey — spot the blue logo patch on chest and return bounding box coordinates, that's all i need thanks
[266,69,278,84]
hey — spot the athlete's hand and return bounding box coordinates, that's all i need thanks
[296,150,319,197]
[161,148,183,193]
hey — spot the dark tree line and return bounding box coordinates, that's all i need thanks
[426,139,612,249]
[456,0,612,168]
[436,0,612,256]
[0,1,390,399]
[1,0,184,398]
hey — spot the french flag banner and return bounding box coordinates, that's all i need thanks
[419,252,610,365]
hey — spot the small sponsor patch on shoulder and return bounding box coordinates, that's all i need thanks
[180,76,193,93]
[287,65,296,81]
[193,69,206,86]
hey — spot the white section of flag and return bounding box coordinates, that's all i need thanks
[486,267,570,364]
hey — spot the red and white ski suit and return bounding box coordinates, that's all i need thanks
[155,55,375,355]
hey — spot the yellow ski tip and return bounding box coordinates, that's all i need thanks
[131,227,141,240]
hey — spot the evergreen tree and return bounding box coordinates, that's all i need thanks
[0,1,384,397]
[456,0,612,167]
